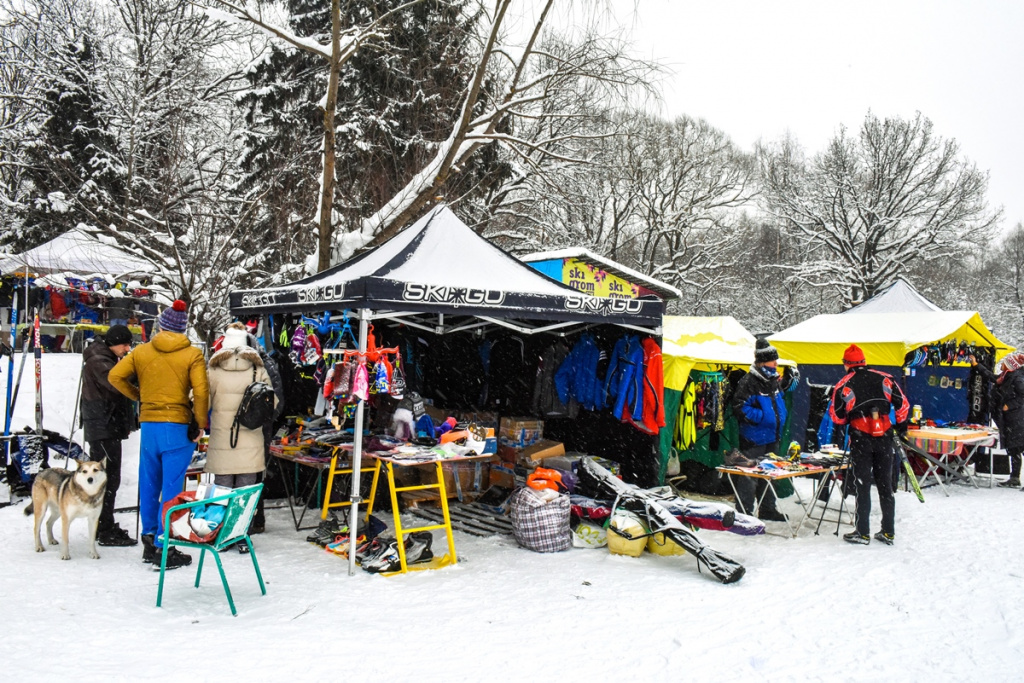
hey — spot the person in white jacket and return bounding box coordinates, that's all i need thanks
[205,322,277,552]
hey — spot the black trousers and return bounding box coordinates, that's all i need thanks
[734,441,779,515]
[89,439,123,532]
[1008,446,1023,479]
[850,431,895,536]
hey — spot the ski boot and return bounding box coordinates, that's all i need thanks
[998,478,1020,489]
[873,531,895,546]
[843,531,870,545]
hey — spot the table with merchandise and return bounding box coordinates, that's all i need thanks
[902,424,998,495]
[717,452,849,538]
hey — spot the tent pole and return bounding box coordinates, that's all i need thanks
[347,308,370,577]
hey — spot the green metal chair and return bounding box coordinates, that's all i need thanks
[156,483,266,616]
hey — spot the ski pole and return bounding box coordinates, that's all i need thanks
[3,284,17,493]
[64,353,86,467]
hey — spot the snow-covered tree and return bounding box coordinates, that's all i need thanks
[19,31,123,249]
[758,112,999,308]
[0,0,122,249]
[236,0,487,279]
[354,0,655,262]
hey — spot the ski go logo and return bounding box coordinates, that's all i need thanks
[402,283,505,306]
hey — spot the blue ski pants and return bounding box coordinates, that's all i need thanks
[139,422,195,546]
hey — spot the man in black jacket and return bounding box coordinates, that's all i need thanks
[829,344,909,546]
[81,325,137,546]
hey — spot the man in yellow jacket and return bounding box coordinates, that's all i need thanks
[109,299,209,570]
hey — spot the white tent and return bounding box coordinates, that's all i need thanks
[842,278,942,315]
[0,230,150,277]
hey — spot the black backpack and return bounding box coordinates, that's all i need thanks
[231,366,275,448]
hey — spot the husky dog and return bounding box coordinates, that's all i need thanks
[24,461,107,560]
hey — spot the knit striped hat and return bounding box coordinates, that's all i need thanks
[158,300,188,333]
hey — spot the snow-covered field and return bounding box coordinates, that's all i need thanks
[1,354,1021,682]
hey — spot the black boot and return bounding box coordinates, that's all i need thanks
[98,524,138,547]
[141,534,156,563]
[142,534,192,570]
[757,507,787,523]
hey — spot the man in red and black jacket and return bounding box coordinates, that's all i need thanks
[829,344,909,546]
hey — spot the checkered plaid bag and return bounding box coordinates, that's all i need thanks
[510,487,571,553]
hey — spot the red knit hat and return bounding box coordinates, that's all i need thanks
[843,344,866,366]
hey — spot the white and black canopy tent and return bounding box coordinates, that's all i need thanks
[229,205,664,574]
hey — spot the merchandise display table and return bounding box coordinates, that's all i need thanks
[903,426,998,496]
[270,446,334,532]
[363,451,495,575]
[717,460,849,538]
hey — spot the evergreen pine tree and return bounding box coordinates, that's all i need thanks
[19,33,123,249]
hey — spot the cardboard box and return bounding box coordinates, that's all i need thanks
[437,459,494,498]
[497,445,518,464]
[455,410,499,430]
[498,417,544,449]
[519,439,565,462]
[489,464,516,489]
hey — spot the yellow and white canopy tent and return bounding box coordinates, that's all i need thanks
[770,311,1013,368]
[770,304,1014,447]
[659,316,796,487]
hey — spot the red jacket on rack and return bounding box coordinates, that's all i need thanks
[628,337,666,435]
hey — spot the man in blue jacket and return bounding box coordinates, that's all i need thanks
[729,339,797,521]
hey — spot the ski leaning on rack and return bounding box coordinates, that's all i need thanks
[33,312,42,436]
[894,435,925,503]
[1,287,16,502]
[9,321,31,419]
[577,457,746,584]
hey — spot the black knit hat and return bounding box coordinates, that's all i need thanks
[754,338,779,364]
[104,324,133,347]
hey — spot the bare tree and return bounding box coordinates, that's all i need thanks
[758,112,1000,307]
[354,0,655,262]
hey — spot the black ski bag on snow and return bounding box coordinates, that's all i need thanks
[231,366,275,448]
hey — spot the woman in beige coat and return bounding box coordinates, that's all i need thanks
[205,323,276,551]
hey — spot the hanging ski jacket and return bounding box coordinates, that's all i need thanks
[676,381,697,449]
[533,342,577,418]
[627,337,665,435]
[829,366,909,436]
[732,364,788,447]
[555,334,603,411]
[605,335,644,424]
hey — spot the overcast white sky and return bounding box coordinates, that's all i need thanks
[610,0,1024,235]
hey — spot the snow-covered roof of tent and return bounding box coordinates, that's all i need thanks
[520,248,682,300]
[842,278,942,314]
[662,316,756,390]
[229,206,663,326]
[0,230,151,277]
[770,311,1014,367]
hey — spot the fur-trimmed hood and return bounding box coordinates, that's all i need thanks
[209,345,264,371]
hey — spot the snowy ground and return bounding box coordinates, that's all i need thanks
[1,354,1022,682]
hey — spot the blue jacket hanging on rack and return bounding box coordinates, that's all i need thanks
[554,334,602,411]
[605,335,644,423]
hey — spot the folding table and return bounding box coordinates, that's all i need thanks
[717,462,848,538]
[362,451,495,575]
[903,427,998,496]
[269,448,333,531]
